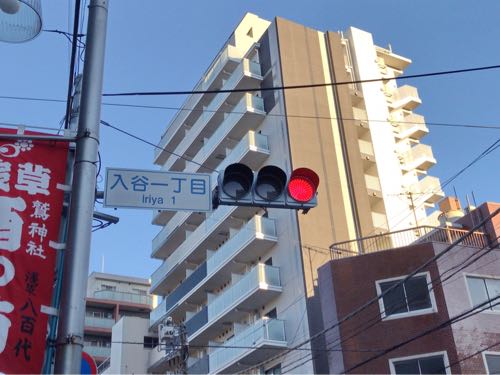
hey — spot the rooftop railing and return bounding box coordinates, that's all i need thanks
[329,225,488,260]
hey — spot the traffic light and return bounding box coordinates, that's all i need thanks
[213,163,319,213]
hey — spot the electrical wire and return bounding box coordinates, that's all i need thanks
[102,64,500,97]
[99,119,219,173]
[63,0,82,130]
[243,210,500,372]
[2,94,499,131]
[280,234,500,373]
[344,296,500,373]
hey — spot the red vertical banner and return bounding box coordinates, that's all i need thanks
[0,128,68,374]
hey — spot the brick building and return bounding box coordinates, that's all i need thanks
[318,202,500,374]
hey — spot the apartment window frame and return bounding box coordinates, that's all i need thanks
[389,351,450,374]
[482,351,500,374]
[376,271,437,320]
[464,273,500,314]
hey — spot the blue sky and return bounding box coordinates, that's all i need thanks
[1,1,499,279]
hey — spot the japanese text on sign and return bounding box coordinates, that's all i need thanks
[104,168,212,212]
[0,130,68,374]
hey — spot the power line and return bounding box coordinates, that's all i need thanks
[345,296,500,373]
[281,234,500,373]
[99,120,219,173]
[243,210,500,372]
[2,94,500,131]
[101,64,500,97]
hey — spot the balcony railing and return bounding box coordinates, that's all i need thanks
[185,264,282,338]
[329,225,488,259]
[389,85,421,110]
[83,345,111,358]
[395,113,428,140]
[84,316,115,330]
[150,206,234,293]
[155,58,262,165]
[209,318,286,374]
[399,143,436,171]
[152,130,270,227]
[410,175,444,204]
[150,217,278,328]
[92,290,152,306]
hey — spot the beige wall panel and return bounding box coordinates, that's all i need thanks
[275,18,353,290]
[326,31,375,237]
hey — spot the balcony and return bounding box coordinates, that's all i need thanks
[364,174,382,197]
[91,290,152,306]
[202,44,240,91]
[150,217,278,328]
[376,46,411,72]
[208,318,287,374]
[165,93,266,172]
[83,345,111,359]
[389,85,421,111]
[84,316,115,330]
[359,139,375,162]
[152,131,270,227]
[155,58,263,166]
[399,143,437,172]
[151,212,204,259]
[186,264,282,344]
[410,175,444,205]
[394,113,429,140]
[372,211,388,232]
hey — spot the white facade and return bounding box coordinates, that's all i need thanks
[148,13,443,374]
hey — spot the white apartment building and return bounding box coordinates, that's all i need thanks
[84,272,155,373]
[148,13,443,374]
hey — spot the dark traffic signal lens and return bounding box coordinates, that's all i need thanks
[255,165,287,201]
[222,163,253,199]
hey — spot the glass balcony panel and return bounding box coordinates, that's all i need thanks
[92,290,152,306]
[150,219,278,328]
[206,216,277,273]
[83,345,111,358]
[84,316,115,329]
[207,264,281,321]
[208,319,286,374]
[151,207,234,293]
[185,306,208,336]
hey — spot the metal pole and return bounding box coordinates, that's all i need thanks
[54,1,109,373]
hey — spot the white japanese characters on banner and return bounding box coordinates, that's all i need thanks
[0,129,68,374]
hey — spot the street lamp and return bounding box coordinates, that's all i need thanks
[0,0,42,43]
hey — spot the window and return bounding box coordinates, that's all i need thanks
[483,352,500,374]
[376,272,436,319]
[144,336,159,349]
[265,364,281,375]
[466,276,500,312]
[101,284,116,291]
[389,352,449,374]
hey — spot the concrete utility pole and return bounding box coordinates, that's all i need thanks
[54,1,109,373]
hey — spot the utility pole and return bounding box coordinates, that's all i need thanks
[158,318,189,374]
[54,1,109,373]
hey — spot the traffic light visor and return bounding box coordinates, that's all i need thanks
[222,163,253,199]
[288,168,319,202]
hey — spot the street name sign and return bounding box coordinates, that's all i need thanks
[104,168,212,212]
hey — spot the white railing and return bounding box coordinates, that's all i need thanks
[209,319,286,373]
[206,216,277,273]
[208,264,281,321]
[151,206,234,289]
[400,143,435,167]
